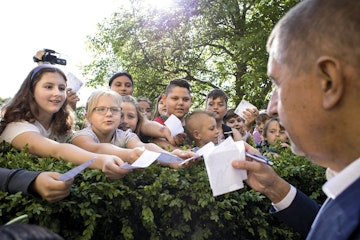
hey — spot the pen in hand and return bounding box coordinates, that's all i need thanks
[245,152,274,166]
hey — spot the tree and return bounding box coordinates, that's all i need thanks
[82,0,299,109]
[0,97,11,108]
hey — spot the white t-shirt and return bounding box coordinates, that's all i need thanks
[71,126,137,148]
[0,121,72,143]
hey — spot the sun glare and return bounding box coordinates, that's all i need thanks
[144,0,175,10]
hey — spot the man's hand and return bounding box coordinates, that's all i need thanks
[231,143,290,203]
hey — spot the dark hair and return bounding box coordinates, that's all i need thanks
[108,72,133,86]
[165,79,191,96]
[223,109,244,123]
[206,89,228,104]
[266,0,360,76]
[0,65,73,136]
[255,112,270,125]
[0,223,64,239]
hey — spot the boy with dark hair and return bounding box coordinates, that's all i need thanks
[206,89,241,142]
[154,79,192,125]
[153,79,192,149]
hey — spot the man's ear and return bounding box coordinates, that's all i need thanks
[317,56,344,109]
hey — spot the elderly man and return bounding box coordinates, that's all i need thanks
[232,0,360,239]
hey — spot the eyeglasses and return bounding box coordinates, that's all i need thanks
[92,106,121,115]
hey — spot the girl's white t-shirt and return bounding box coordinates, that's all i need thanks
[0,121,71,143]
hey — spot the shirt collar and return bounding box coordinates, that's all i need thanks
[322,157,360,199]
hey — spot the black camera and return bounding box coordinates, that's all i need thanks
[33,49,67,65]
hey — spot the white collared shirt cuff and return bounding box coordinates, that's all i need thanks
[272,185,297,212]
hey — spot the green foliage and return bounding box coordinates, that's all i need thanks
[74,105,87,130]
[82,0,300,110]
[0,97,11,108]
[0,141,325,239]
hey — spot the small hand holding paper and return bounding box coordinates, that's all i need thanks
[235,100,257,119]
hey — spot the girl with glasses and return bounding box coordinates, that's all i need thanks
[71,89,195,168]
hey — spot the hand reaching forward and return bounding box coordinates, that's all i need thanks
[99,155,132,179]
[31,172,73,203]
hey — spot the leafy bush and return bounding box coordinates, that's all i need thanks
[0,141,326,239]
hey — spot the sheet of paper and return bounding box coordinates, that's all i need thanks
[179,154,201,166]
[157,152,184,164]
[58,157,97,181]
[196,141,215,158]
[234,100,257,119]
[66,72,83,92]
[121,150,160,169]
[203,137,247,196]
[164,114,184,137]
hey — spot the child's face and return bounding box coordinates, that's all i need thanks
[256,122,265,134]
[119,102,138,132]
[138,100,152,120]
[157,99,167,116]
[86,95,121,135]
[264,120,288,145]
[166,86,191,119]
[198,115,219,147]
[206,97,227,121]
[225,116,245,134]
[110,76,133,96]
[33,72,67,117]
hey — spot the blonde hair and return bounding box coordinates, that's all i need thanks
[85,89,122,115]
[185,110,215,141]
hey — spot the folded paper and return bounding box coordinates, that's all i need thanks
[203,138,247,196]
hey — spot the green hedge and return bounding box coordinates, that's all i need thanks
[0,141,326,240]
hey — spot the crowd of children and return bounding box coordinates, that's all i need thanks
[0,61,290,203]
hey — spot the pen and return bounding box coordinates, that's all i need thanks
[245,152,274,166]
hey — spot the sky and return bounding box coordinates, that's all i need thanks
[0,0,122,106]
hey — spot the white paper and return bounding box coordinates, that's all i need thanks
[164,114,184,137]
[234,100,257,119]
[124,150,160,169]
[179,154,201,166]
[196,141,215,158]
[157,152,184,164]
[203,138,247,196]
[66,72,83,92]
[58,157,97,181]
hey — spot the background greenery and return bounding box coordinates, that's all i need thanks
[0,141,326,240]
[2,1,325,239]
[81,0,300,109]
